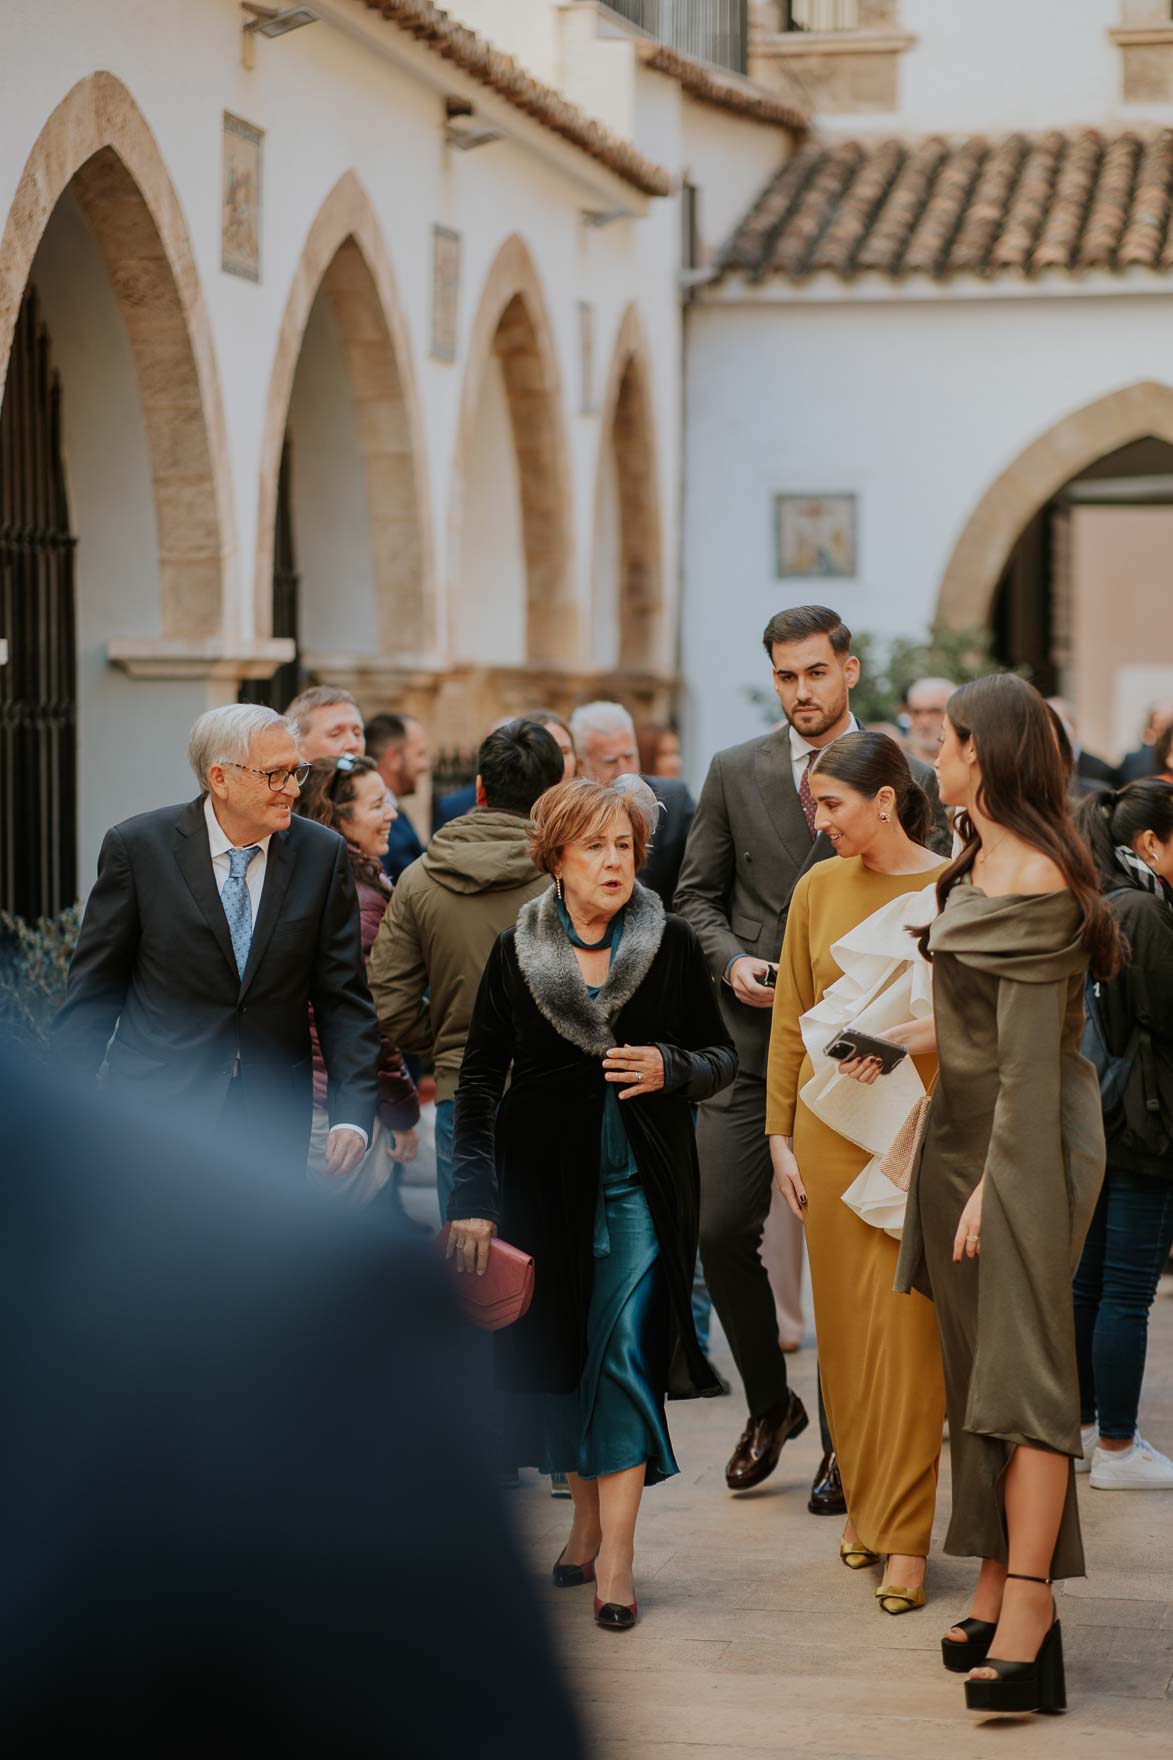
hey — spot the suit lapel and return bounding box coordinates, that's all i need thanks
[240,826,293,998]
[753,737,815,871]
[173,798,239,983]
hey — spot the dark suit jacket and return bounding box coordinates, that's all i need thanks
[54,798,379,1160]
[673,730,950,1079]
[1118,745,1156,785]
[434,782,477,831]
[1077,748,1116,790]
[638,774,696,906]
[0,1047,585,1756]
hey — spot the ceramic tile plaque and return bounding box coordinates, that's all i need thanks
[775,493,858,579]
[221,113,263,282]
[431,226,461,362]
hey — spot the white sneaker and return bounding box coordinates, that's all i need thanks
[1074,1422,1098,1474]
[1089,1434,1173,1489]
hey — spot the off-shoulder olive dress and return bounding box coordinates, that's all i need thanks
[895,880,1106,1578]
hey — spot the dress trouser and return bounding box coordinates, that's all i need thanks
[698,1072,795,1420]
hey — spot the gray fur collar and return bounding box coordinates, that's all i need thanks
[514,882,666,1056]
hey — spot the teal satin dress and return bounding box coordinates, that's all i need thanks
[513,905,679,1486]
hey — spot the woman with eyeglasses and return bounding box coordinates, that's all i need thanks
[299,755,420,1200]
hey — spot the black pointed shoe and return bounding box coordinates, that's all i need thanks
[808,1450,847,1516]
[552,1547,597,1589]
[594,1594,637,1631]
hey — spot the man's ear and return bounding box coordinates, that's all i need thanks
[207,763,228,801]
[475,774,487,808]
[844,654,862,689]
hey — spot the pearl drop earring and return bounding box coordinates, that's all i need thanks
[555,875,564,901]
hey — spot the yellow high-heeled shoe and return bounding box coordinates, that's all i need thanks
[876,1582,926,1616]
[840,1534,881,1570]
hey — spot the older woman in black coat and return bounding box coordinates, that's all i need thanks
[448,777,736,1631]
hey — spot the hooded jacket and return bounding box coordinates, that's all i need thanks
[366,810,551,1103]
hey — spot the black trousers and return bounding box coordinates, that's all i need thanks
[698,1070,833,1451]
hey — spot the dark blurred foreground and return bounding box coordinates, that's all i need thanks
[0,1049,585,1756]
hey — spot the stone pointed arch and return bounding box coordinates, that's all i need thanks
[450,234,575,667]
[937,380,1173,630]
[591,303,664,673]
[256,171,433,656]
[0,70,234,636]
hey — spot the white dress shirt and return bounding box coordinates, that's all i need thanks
[786,711,862,795]
[203,796,367,1150]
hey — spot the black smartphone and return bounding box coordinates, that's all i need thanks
[760,964,778,989]
[823,1026,908,1074]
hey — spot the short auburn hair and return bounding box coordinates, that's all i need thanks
[528,778,653,874]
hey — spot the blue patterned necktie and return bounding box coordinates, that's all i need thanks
[222,844,262,978]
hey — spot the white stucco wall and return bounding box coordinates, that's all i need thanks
[454,353,527,664]
[681,284,1173,787]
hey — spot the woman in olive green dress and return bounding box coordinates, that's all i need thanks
[894,676,1124,1716]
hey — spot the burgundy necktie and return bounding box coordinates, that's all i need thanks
[798,752,818,839]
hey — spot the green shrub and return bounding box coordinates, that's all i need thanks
[0,904,81,1055]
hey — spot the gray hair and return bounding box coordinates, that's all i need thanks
[187,704,292,792]
[569,700,635,751]
[611,772,663,834]
[905,676,955,708]
[284,683,359,739]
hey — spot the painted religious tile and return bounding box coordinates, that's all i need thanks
[578,300,595,413]
[431,226,461,362]
[222,113,263,282]
[775,493,857,579]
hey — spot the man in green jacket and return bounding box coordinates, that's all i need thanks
[367,718,563,1220]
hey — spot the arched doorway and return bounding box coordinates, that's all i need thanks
[0,73,233,894]
[450,236,574,669]
[937,385,1173,760]
[591,305,663,673]
[256,175,432,686]
[0,290,76,920]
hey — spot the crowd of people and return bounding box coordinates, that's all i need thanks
[51,604,1173,1720]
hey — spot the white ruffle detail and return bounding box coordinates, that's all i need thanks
[797,880,939,1240]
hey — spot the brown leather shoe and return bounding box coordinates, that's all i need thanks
[808,1450,847,1515]
[725,1390,809,1491]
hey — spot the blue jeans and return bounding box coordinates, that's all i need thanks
[434,1098,455,1227]
[691,1252,712,1355]
[1073,1167,1173,1441]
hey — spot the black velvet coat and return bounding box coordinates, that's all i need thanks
[449,884,737,1401]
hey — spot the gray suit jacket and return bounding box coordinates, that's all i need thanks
[673,731,950,1080]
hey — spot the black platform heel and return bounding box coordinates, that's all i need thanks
[552,1547,597,1589]
[963,1574,1066,1715]
[941,1617,997,1673]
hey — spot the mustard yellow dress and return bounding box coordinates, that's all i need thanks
[766,856,947,1557]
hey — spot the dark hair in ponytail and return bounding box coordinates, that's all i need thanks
[913,675,1124,981]
[1074,780,1173,890]
[811,731,932,844]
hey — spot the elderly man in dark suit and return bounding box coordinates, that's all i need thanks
[54,703,380,1174]
[570,699,695,905]
[675,606,950,1505]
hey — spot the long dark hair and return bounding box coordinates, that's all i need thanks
[811,731,931,843]
[916,675,1123,980]
[298,755,389,891]
[1074,780,1173,891]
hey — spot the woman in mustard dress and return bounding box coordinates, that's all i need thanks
[768,733,947,1614]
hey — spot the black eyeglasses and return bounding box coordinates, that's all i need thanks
[227,762,311,792]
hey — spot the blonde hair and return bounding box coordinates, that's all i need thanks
[528,778,653,874]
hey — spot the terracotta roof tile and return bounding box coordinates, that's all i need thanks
[360,0,672,196]
[723,125,1173,282]
[635,40,808,133]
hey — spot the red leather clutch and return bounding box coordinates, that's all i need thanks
[436,1225,535,1331]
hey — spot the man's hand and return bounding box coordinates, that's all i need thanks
[729,956,777,1009]
[324,1126,367,1177]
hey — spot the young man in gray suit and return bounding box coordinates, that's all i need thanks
[674,607,949,1502]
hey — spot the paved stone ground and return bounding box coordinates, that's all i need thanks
[517,1274,1173,1758]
